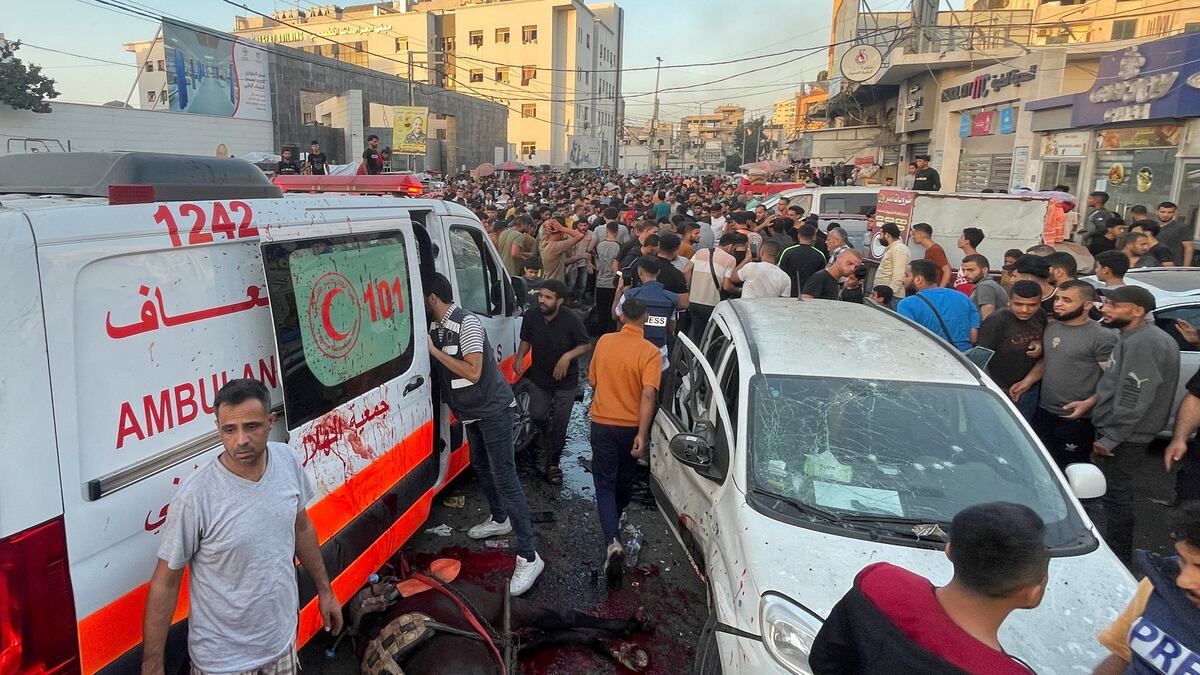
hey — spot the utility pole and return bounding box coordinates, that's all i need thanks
[648,56,662,171]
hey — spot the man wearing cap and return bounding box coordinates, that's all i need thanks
[877,222,910,299]
[911,155,941,192]
[1004,254,1056,316]
[1077,285,1180,565]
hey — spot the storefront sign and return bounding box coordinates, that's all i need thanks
[1060,33,1200,127]
[252,23,393,44]
[1096,125,1181,150]
[869,189,917,259]
[959,113,972,138]
[971,111,995,137]
[840,45,883,83]
[1012,147,1030,190]
[904,82,924,123]
[1041,131,1090,157]
[941,66,1037,102]
[998,108,1015,134]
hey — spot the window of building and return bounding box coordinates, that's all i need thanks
[470,69,484,83]
[157,59,165,71]
[161,89,167,102]
[1112,19,1137,40]
[395,36,409,52]
[261,231,416,427]
[496,27,510,43]
[144,62,153,72]
[522,65,537,85]
[147,90,156,102]
[586,34,590,48]
[495,67,509,83]
[441,36,456,51]
[1187,23,1200,33]
[522,25,538,43]
[521,141,536,158]
[577,27,582,43]
[521,103,536,118]
[469,30,483,47]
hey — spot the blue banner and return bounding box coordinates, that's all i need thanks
[959,113,972,138]
[999,107,1015,134]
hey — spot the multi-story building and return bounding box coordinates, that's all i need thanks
[682,105,744,145]
[221,0,621,167]
[771,97,798,133]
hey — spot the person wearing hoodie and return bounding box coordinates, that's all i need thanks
[810,502,1047,674]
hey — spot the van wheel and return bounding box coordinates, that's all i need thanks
[692,607,723,675]
[513,387,534,451]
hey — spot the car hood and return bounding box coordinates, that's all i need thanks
[732,502,1135,674]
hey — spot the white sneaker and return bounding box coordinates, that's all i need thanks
[510,552,545,596]
[604,538,626,584]
[467,516,512,539]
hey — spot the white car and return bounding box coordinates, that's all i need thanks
[1083,267,1200,434]
[760,185,881,218]
[650,298,1135,674]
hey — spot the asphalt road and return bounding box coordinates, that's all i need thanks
[298,375,708,675]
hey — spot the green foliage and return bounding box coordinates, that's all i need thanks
[725,117,777,173]
[0,40,60,113]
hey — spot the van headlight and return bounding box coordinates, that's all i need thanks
[759,593,822,675]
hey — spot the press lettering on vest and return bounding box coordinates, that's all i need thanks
[1131,616,1200,675]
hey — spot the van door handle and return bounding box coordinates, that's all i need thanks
[403,376,425,396]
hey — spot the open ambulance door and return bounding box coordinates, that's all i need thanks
[257,207,437,645]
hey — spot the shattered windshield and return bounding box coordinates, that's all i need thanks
[748,375,1085,548]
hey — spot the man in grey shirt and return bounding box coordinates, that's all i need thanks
[961,254,1008,321]
[143,379,341,675]
[1030,281,1117,470]
[1077,286,1180,565]
[1154,201,1193,266]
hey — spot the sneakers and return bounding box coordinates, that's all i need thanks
[604,538,626,584]
[467,516,512,540]
[510,552,545,596]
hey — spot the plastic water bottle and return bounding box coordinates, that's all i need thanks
[626,531,642,568]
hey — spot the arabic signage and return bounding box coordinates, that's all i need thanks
[162,20,271,121]
[392,106,429,156]
[942,66,1037,103]
[252,23,394,44]
[1067,33,1200,126]
[1096,124,1181,150]
[568,135,601,170]
[840,44,883,83]
[1041,130,1090,157]
[290,238,413,387]
[869,189,916,260]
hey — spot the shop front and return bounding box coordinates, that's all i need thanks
[1027,32,1200,226]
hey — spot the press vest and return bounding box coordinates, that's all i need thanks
[431,306,513,420]
[623,281,677,349]
[1126,550,1200,675]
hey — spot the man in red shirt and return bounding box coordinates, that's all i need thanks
[810,502,1047,674]
[911,222,952,287]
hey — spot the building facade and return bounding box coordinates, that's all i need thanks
[223,0,622,168]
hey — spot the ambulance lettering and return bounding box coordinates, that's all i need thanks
[153,200,257,248]
[115,356,278,449]
[1129,615,1200,675]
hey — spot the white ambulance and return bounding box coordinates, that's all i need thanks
[0,152,529,674]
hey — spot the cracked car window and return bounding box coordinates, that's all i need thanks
[748,375,1082,546]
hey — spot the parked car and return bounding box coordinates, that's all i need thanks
[651,298,1134,675]
[1083,267,1200,435]
[760,186,881,218]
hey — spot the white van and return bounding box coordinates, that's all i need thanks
[760,186,882,218]
[0,152,528,674]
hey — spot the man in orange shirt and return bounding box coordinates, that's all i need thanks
[588,297,662,583]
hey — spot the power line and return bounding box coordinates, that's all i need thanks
[15,41,138,68]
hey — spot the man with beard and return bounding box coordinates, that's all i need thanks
[1030,281,1117,470]
[877,222,910,299]
[1094,503,1200,674]
[959,254,1007,321]
[897,259,980,351]
[976,281,1046,422]
[1077,286,1180,565]
[514,280,591,485]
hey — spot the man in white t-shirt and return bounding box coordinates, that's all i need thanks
[684,231,747,343]
[142,379,341,675]
[729,240,790,299]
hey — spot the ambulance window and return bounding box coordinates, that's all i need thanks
[262,231,415,427]
[448,226,502,317]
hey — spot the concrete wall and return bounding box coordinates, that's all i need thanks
[265,43,507,173]
[0,102,273,157]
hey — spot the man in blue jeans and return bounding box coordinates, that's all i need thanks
[425,273,545,595]
[588,297,663,583]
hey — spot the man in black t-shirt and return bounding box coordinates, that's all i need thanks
[778,223,828,297]
[802,249,863,300]
[911,154,941,191]
[976,280,1046,422]
[514,279,591,484]
[306,141,327,175]
[361,134,382,175]
[275,148,299,175]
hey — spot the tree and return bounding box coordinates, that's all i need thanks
[725,117,776,172]
[0,40,60,113]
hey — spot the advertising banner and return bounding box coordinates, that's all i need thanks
[970,111,995,137]
[162,20,271,120]
[998,107,1015,134]
[1096,125,1181,150]
[1063,34,1200,126]
[567,135,601,169]
[393,106,429,155]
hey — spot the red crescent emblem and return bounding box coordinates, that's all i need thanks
[321,287,349,340]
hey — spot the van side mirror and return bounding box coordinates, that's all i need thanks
[510,276,528,311]
[1065,463,1106,500]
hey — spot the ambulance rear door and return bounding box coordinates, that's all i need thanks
[255,198,437,644]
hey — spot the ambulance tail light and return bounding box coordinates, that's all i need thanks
[0,517,80,675]
[108,184,156,205]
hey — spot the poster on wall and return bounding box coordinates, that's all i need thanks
[1041,131,1090,157]
[568,135,601,170]
[162,20,271,120]
[393,106,429,156]
[1096,125,1181,150]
